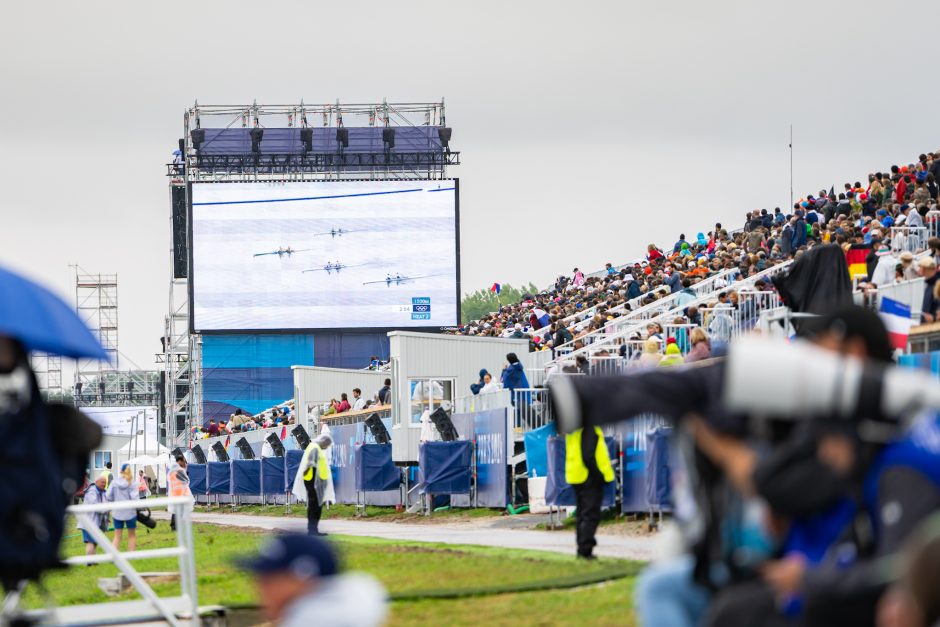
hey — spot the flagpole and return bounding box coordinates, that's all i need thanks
[789,124,794,210]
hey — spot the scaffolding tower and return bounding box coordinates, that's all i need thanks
[31,352,63,397]
[73,271,119,389]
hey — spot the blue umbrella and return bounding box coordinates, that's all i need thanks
[0,266,108,360]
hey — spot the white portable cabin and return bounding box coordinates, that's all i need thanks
[388,331,529,463]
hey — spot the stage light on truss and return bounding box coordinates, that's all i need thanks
[437,127,452,149]
[250,128,264,154]
[382,128,395,149]
[190,129,205,151]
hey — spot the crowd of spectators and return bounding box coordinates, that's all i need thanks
[322,379,392,417]
[192,403,296,439]
[454,150,940,358]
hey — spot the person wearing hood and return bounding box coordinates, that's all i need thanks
[239,533,387,627]
[479,372,499,394]
[500,353,530,394]
[470,369,489,395]
[107,464,140,552]
[658,342,685,367]
[634,339,663,369]
[696,232,708,247]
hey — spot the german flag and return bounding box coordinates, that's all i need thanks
[846,244,870,280]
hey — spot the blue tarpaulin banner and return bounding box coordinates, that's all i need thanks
[188,463,207,495]
[544,436,616,507]
[617,415,674,514]
[470,409,509,507]
[207,461,231,495]
[355,444,400,492]
[645,428,672,508]
[524,421,557,479]
[419,440,472,495]
[232,459,261,496]
[330,420,400,505]
[261,456,286,495]
[285,449,304,488]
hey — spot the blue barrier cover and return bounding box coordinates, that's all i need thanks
[645,428,672,508]
[188,463,207,495]
[207,461,231,495]
[261,456,286,494]
[419,441,471,495]
[285,449,304,488]
[232,459,261,496]
[524,422,557,478]
[355,444,399,492]
[544,436,616,507]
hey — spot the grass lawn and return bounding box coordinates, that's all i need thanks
[204,502,503,521]
[24,522,639,625]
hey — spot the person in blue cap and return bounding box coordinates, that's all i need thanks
[239,533,387,626]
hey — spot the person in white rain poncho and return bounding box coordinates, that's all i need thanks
[291,433,335,536]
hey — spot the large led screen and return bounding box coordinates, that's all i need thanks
[191,180,459,331]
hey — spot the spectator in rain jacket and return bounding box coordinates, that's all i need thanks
[791,212,807,249]
[500,353,530,393]
[685,328,712,363]
[470,369,489,395]
[658,342,685,367]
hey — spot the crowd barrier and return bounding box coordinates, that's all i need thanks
[523,415,673,515]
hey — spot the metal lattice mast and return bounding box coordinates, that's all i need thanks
[73,270,119,398]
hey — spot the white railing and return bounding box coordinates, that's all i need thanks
[511,388,553,433]
[891,226,929,254]
[551,267,743,355]
[853,277,925,319]
[453,389,512,414]
[26,496,199,627]
[555,260,793,363]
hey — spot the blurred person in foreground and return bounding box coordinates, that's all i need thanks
[167,454,193,532]
[239,533,387,627]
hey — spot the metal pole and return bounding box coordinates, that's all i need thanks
[789,124,793,210]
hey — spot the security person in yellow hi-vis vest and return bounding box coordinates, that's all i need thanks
[566,426,614,559]
[295,434,333,537]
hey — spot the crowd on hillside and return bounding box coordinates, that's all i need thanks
[453,150,940,355]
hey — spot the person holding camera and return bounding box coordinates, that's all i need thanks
[106,464,140,552]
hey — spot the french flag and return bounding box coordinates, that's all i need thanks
[879,297,912,350]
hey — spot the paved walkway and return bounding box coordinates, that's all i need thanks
[187,512,656,561]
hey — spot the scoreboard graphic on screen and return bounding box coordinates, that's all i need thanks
[190,180,459,331]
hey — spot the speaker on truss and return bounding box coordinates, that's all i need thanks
[291,424,312,450]
[300,128,313,154]
[382,127,395,149]
[171,186,188,279]
[211,441,230,463]
[364,413,391,445]
[336,127,348,149]
[191,445,207,464]
[265,433,286,457]
[250,128,264,154]
[235,437,255,460]
[190,129,205,151]
[171,447,184,460]
[429,407,459,442]
[178,138,185,153]
[437,127,452,150]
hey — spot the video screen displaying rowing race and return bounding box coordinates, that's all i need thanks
[191,180,459,331]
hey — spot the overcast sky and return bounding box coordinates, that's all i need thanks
[2,0,939,373]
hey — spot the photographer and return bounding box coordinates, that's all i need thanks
[551,306,940,627]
